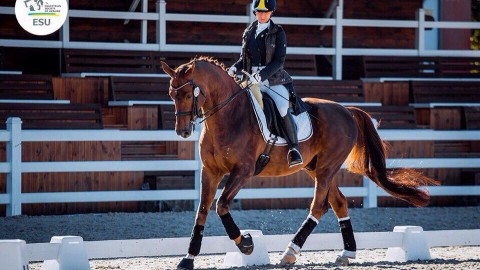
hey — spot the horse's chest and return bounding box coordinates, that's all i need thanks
[216,147,233,160]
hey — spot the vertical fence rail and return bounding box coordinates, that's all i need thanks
[6,118,22,217]
[140,0,148,44]
[333,5,343,80]
[416,9,426,54]
[193,129,201,210]
[157,0,166,51]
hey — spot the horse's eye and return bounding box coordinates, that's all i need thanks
[186,93,192,99]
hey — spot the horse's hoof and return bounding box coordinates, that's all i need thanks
[280,247,297,266]
[335,255,350,266]
[236,233,254,255]
[177,258,194,270]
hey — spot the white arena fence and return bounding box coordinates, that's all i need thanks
[1,227,479,269]
[0,117,479,216]
[1,2,479,79]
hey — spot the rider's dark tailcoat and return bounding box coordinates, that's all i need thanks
[233,20,310,115]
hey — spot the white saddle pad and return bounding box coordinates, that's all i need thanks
[247,89,313,146]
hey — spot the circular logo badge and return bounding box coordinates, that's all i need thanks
[15,0,68,36]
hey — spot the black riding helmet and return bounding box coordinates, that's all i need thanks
[252,0,276,14]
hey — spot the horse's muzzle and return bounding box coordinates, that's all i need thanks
[177,123,193,138]
[179,129,191,138]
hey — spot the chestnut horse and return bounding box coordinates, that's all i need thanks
[160,57,437,270]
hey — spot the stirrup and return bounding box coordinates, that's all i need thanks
[287,148,303,167]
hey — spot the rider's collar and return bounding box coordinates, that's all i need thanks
[256,20,270,37]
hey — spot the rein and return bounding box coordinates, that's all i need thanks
[197,86,247,124]
[170,68,248,125]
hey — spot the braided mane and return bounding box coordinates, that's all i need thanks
[191,56,228,71]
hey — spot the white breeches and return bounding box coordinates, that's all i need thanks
[252,66,290,117]
[260,84,290,117]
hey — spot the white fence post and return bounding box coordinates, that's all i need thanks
[6,117,22,217]
[333,5,343,80]
[193,128,201,211]
[246,3,255,24]
[416,9,425,55]
[141,0,148,44]
[60,0,70,48]
[363,117,379,208]
[363,176,377,208]
[156,0,166,51]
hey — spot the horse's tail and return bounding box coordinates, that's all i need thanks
[345,107,439,207]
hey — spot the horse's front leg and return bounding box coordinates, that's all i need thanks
[216,166,254,255]
[177,166,222,270]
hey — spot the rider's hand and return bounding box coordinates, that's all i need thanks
[248,73,262,85]
[227,66,237,77]
[289,92,297,103]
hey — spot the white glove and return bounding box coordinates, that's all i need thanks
[227,66,237,77]
[248,72,262,85]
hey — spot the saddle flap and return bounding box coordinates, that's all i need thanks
[262,94,284,137]
[247,89,313,146]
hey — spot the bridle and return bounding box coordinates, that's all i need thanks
[169,62,247,127]
[170,79,206,123]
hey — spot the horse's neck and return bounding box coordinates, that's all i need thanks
[202,79,255,137]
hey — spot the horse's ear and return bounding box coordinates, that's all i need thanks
[185,64,194,78]
[160,61,175,78]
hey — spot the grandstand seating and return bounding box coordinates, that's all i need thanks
[363,56,480,78]
[465,107,480,130]
[63,49,159,74]
[63,49,319,77]
[356,105,417,129]
[109,76,175,130]
[110,76,170,101]
[0,103,103,129]
[0,74,54,100]
[0,47,5,70]
[284,55,317,76]
[63,49,237,75]
[411,81,480,104]
[295,80,365,103]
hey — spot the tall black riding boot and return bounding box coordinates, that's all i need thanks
[283,110,303,167]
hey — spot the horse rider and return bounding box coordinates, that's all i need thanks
[228,0,309,167]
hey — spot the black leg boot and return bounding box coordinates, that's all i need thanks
[283,110,303,167]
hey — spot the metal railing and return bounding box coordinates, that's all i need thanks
[1,117,479,216]
[1,1,479,79]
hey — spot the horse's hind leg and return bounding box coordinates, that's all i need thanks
[328,182,357,266]
[216,167,254,254]
[280,168,335,266]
